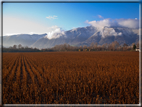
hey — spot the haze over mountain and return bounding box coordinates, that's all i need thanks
[3,25,139,49]
[3,34,47,48]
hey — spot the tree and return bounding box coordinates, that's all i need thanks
[123,43,128,47]
[93,42,98,50]
[9,46,13,49]
[111,41,119,51]
[90,42,95,49]
[83,45,87,51]
[25,46,29,49]
[123,43,128,51]
[118,46,123,51]
[18,44,22,49]
[13,45,17,49]
[79,46,83,51]
[102,43,106,51]
[94,42,98,48]
[108,43,113,51]
[132,43,136,50]
[79,46,82,49]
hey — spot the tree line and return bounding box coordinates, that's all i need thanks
[2,41,139,52]
[3,44,41,52]
[51,41,139,52]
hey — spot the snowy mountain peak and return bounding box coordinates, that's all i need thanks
[3,26,139,49]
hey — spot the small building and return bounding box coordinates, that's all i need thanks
[135,48,140,52]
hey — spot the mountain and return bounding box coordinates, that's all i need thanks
[79,27,139,46]
[31,26,139,49]
[3,33,47,47]
[3,26,139,49]
[31,26,98,48]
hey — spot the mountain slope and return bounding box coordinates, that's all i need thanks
[3,33,47,47]
[3,26,139,49]
[32,26,98,48]
[32,26,139,48]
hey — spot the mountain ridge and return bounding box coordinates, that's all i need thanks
[3,26,139,49]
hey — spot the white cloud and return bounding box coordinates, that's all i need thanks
[98,15,103,19]
[45,25,65,39]
[86,18,139,30]
[46,15,58,19]
[85,19,112,30]
[116,19,139,29]
[86,18,139,38]
[3,15,64,39]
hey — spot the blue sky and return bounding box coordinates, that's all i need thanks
[3,2,139,35]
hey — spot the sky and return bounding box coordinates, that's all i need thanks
[3,2,140,36]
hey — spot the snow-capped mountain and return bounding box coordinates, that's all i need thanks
[31,26,98,48]
[79,26,139,46]
[3,26,139,49]
[31,26,139,49]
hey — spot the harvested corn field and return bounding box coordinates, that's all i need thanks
[2,51,139,104]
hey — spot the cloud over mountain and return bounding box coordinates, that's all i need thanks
[86,18,139,29]
[45,26,65,39]
[116,19,139,29]
[3,25,139,49]
[3,16,62,37]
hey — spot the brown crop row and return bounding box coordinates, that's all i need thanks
[2,51,139,104]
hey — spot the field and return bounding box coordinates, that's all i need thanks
[2,51,139,104]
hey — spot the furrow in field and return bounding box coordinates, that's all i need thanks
[25,54,55,103]
[4,54,17,69]
[19,55,30,103]
[15,55,22,85]
[13,56,21,82]
[20,55,23,82]
[26,56,45,81]
[24,56,40,86]
[2,55,13,67]
[5,55,20,83]
[23,55,42,103]
[23,56,33,85]
[21,55,27,86]
[2,56,17,80]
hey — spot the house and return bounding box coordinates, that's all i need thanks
[136,48,141,52]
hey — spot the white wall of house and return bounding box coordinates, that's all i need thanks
[136,49,140,52]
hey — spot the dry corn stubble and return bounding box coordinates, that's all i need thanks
[2,51,139,104]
